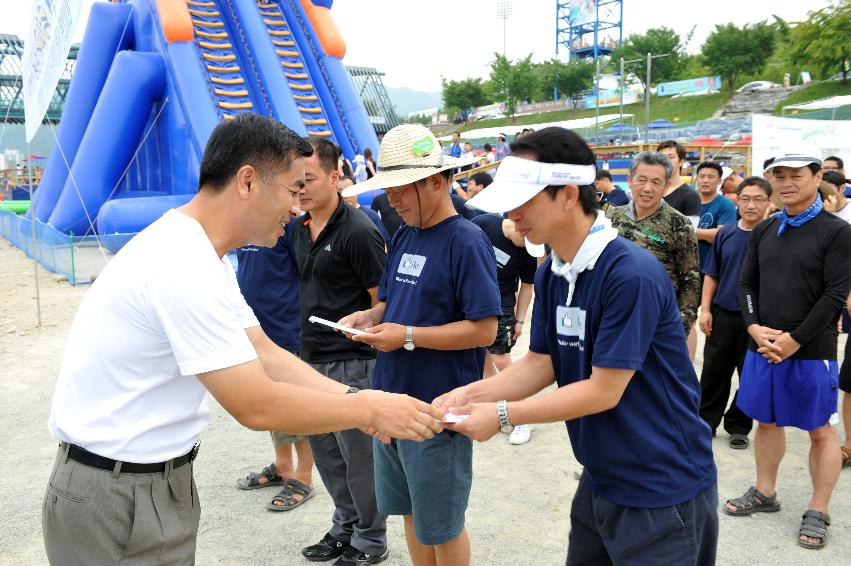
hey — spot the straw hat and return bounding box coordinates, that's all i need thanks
[341,124,480,197]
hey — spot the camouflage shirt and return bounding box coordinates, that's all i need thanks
[604,201,700,334]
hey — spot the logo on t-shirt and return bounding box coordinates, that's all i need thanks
[492,246,510,268]
[398,253,427,277]
[556,306,585,349]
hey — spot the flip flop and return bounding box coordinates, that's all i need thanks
[237,463,285,490]
[266,479,315,512]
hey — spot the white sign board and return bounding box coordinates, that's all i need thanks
[22,0,84,142]
[751,115,851,176]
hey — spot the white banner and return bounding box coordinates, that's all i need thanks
[751,115,851,176]
[22,0,84,142]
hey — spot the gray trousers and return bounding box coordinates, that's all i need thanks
[307,358,387,554]
[42,442,201,565]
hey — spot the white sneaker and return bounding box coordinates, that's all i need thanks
[509,424,531,445]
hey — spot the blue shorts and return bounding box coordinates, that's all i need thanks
[373,432,472,545]
[737,350,839,431]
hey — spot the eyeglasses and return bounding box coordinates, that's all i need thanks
[738,196,769,205]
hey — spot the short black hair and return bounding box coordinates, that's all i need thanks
[470,172,493,187]
[822,170,846,189]
[656,140,685,162]
[307,137,340,173]
[339,175,355,185]
[199,113,312,192]
[825,155,844,169]
[596,169,612,181]
[483,143,492,151]
[510,127,599,215]
[763,157,775,170]
[737,176,772,197]
[696,161,723,178]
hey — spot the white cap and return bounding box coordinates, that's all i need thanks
[465,156,597,214]
[764,144,822,173]
[721,166,735,181]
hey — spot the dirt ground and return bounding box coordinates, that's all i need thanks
[0,238,848,565]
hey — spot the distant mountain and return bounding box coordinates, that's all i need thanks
[385,86,442,117]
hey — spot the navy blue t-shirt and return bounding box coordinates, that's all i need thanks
[373,215,502,402]
[236,236,300,353]
[355,205,391,243]
[600,188,629,206]
[472,214,537,309]
[529,237,716,508]
[702,222,750,313]
[698,195,737,269]
[451,193,484,220]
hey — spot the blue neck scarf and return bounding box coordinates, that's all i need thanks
[775,193,823,236]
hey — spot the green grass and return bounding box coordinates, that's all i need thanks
[449,92,730,135]
[772,80,851,114]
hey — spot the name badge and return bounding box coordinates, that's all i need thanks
[493,246,510,267]
[398,253,427,277]
[556,306,585,338]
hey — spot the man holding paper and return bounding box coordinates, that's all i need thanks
[434,128,717,565]
[43,115,443,566]
[340,124,501,566]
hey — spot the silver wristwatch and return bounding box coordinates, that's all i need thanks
[497,400,513,433]
[403,325,415,351]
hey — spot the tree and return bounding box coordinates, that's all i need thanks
[489,53,539,117]
[441,77,491,114]
[538,59,595,101]
[701,22,776,95]
[788,3,851,84]
[609,27,684,88]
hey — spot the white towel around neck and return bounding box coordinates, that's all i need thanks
[550,211,619,306]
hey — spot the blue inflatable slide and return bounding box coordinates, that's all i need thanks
[31,0,379,252]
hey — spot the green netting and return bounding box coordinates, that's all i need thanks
[783,107,851,120]
[0,209,115,285]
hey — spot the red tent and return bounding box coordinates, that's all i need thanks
[734,135,753,145]
[691,136,723,146]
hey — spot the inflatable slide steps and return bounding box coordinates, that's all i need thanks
[256,1,333,139]
[186,0,255,120]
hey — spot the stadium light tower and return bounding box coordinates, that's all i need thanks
[496,1,513,57]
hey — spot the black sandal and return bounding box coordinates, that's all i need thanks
[236,463,285,490]
[799,510,830,549]
[723,486,780,516]
[266,479,315,511]
[729,434,749,449]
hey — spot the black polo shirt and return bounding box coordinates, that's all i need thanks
[290,196,386,363]
[472,214,537,309]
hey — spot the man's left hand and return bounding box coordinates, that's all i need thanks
[351,323,406,352]
[444,402,500,442]
[513,321,524,340]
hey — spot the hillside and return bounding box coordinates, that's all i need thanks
[443,80,851,136]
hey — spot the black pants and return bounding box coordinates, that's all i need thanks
[699,305,753,436]
[566,475,718,566]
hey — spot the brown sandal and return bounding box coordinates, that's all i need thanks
[841,446,851,469]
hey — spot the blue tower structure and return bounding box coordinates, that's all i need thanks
[556,0,623,62]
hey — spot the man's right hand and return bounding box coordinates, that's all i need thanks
[747,324,783,362]
[338,310,378,334]
[699,309,713,336]
[432,386,471,415]
[358,390,444,442]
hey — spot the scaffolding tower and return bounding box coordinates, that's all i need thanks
[556,0,623,62]
[346,65,399,135]
[0,34,78,124]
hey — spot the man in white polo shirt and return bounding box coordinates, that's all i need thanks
[42,114,443,565]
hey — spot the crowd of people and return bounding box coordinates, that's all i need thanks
[40,113,851,565]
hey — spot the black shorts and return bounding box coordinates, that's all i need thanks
[840,336,851,393]
[488,309,516,355]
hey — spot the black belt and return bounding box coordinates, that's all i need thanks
[66,443,199,474]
